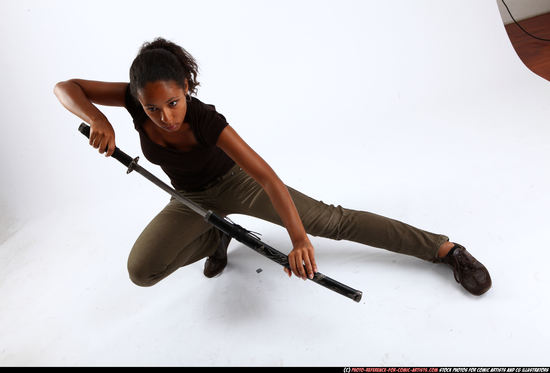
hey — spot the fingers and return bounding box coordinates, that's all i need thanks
[287,253,297,278]
[284,267,292,278]
[294,254,307,280]
[100,139,116,157]
[89,131,102,149]
[303,256,314,280]
[89,130,115,157]
[310,255,318,275]
[288,251,315,280]
[97,138,106,154]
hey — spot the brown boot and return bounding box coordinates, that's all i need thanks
[203,230,232,278]
[436,243,492,295]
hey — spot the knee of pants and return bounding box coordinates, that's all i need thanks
[127,259,158,287]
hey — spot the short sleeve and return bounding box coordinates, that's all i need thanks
[193,103,229,147]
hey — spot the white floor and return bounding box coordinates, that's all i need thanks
[1,0,550,367]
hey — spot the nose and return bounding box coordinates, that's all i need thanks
[160,109,173,124]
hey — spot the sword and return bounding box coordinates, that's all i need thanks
[78,122,363,303]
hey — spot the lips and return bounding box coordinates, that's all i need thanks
[162,123,179,131]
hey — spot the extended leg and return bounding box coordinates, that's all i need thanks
[218,167,448,262]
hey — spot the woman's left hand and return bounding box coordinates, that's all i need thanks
[284,240,318,280]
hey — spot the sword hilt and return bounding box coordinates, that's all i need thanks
[78,122,137,173]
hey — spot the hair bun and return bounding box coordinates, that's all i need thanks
[130,37,200,97]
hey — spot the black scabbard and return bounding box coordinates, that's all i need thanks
[206,212,363,302]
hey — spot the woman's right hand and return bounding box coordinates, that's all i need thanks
[90,119,116,157]
[53,79,127,157]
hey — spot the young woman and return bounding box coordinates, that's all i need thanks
[54,37,492,296]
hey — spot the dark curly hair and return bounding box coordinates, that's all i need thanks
[129,37,200,99]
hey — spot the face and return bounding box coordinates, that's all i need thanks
[137,79,188,133]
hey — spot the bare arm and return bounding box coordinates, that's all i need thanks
[216,125,317,280]
[53,79,128,157]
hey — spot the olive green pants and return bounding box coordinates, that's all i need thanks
[127,163,449,286]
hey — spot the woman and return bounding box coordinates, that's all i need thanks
[54,37,492,296]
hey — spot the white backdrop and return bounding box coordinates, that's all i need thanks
[1,0,549,367]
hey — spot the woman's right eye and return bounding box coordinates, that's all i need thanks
[147,107,157,112]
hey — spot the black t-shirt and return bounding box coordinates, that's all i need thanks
[124,84,235,191]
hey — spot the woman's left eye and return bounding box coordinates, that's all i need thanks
[169,100,178,107]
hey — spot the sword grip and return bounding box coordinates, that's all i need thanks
[78,122,135,170]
